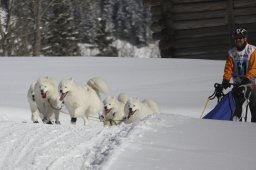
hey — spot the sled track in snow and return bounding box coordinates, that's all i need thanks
[0,116,155,170]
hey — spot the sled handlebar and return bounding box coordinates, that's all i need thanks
[211,82,255,102]
[211,83,238,102]
[210,83,224,102]
[214,82,252,89]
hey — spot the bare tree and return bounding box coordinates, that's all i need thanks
[0,0,16,56]
[32,0,41,56]
[1,0,34,56]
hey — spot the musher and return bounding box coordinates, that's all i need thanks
[221,27,256,122]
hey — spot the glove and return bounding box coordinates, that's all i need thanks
[221,79,230,89]
[214,83,224,99]
[232,86,245,96]
[240,77,250,85]
[233,77,251,96]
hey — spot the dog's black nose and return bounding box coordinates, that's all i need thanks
[60,90,63,93]
[129,108,132,112]
[104,106,108,110]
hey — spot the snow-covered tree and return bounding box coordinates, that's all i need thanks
[41,0,80,56]
[0,0,153,56]
[101,0,152,46]
[94,18,117,56]
[0,8,7,38]
[74,0,152,56]
[71,0,117,56]
[0,1,24,56]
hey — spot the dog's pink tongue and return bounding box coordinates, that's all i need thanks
[60,94,64,101]
[103,111,107,115]
[104,108,110,115]
[42,93,47,98]
[60,93,66,101]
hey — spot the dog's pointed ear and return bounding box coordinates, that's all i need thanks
[127,97,132,103]
[30,80,36,89]
[84,85,90,92]
[134,97,140,102]
[31,80,36,85]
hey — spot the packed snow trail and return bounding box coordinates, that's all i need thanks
[0,116,155,170]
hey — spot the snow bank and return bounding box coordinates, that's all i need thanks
[78,40,161,58]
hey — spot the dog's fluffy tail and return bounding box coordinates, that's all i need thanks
[87,77,109,95]
[143,99,160,114]
[117,93,129,104]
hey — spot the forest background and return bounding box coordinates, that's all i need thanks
[0,0,158,57]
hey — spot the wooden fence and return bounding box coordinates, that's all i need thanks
[148,0,256,59]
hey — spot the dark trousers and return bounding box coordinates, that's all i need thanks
[233,86,256,122]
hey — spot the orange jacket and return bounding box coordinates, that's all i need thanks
[223,44,256,83]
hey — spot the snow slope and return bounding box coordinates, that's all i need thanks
[0,57,255,170]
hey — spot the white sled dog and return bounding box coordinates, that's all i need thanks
[29,76,61,124]
[102,93,129,126]
[59,77,109,125]
[27,80,40,123]
[124,98,159,124]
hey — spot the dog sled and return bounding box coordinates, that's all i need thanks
[201,83,252,122]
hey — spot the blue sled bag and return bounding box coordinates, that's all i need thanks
[203,92,235,121]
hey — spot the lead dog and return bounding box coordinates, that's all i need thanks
[27,80,40,123]
[28,76,61,124]
[59,77,109,125]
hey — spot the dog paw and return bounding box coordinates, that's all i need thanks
[99,115,104,121]
[71,117,77,124]
[55,121,61,125]
[46,121,53,124]
[232,116,240,121]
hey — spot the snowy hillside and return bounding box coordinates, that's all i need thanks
[0,57,255,170]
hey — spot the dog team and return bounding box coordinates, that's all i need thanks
[27,76,160,126]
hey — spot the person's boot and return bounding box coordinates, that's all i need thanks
[250,107,256,122]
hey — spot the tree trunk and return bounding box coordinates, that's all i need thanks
[2,0,12,56]
[33,0,41,56]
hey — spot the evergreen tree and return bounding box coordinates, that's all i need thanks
[0,0,153,56]
[41,0,80,56]
[79,0,101,43]
[101,0,151,46]
[73,0,117,56]
[94,18,117,56]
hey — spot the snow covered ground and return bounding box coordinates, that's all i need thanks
[0,57,255,170]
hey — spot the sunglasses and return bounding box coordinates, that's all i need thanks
[234,36,245,40]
